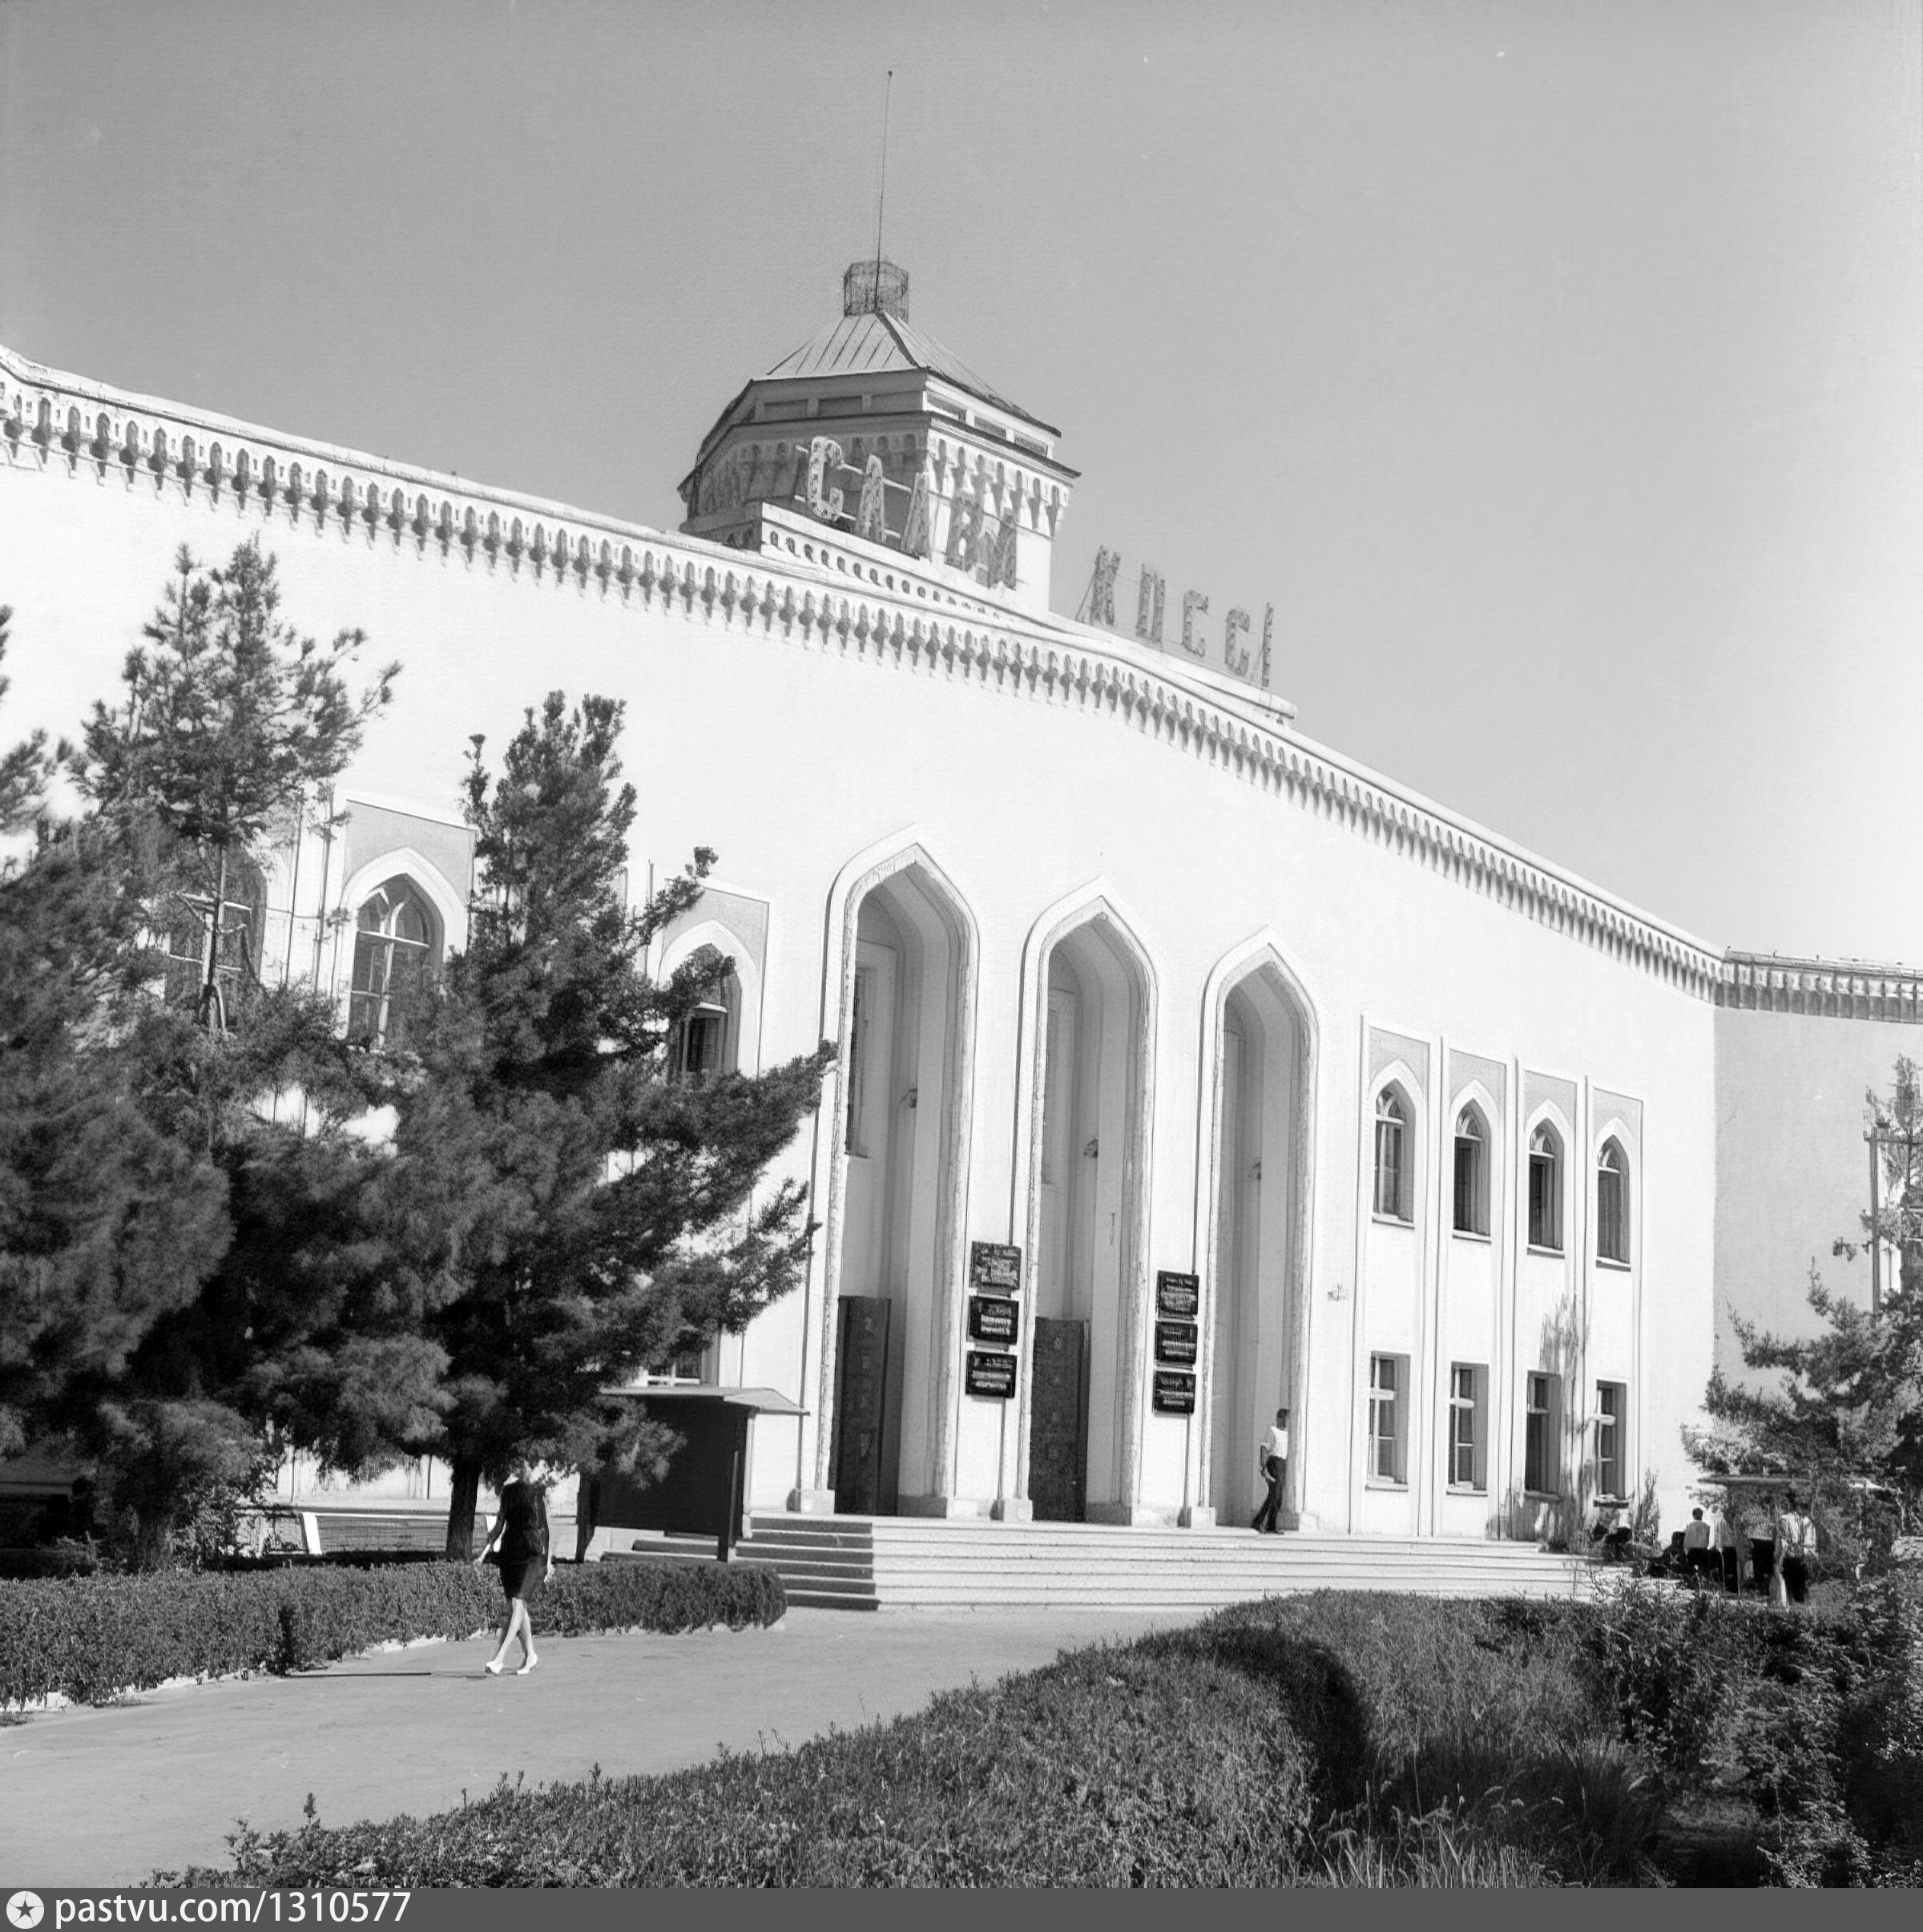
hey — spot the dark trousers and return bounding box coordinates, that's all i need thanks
[1719,1547,1740,1594]
[1685,1546,1715,1582]
[1782,1555,1809,1604]
[1749,1539,1775,1595]
[1252,1456,1286,1534]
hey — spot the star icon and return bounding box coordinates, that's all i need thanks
[6,1895,45,1930]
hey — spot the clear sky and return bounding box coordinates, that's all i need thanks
[4,0,1921,962]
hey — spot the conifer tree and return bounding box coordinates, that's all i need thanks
[0,606,53,838]
[355,693,832,1555]
[2,555,397,1561]
[1692,1058,1923,1539]
[0,601,228,1531]
[75,538,396,1030]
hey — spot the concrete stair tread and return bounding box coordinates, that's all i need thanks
[712,1515,1589,1610]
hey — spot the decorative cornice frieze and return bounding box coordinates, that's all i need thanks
[1715,951,1923,1022]
[2,341,1734,1002]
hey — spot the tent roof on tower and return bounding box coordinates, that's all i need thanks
[764,307,1057,436]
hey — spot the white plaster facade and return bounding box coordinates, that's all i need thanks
[2,268,1901,1546]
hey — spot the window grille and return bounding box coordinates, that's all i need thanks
[1597,1139,1629,1262]
[349,880,435,1046]
[1369,1353,1406,1484]
[1373,1090,1409,1220]
[1449,1363,1486,1490]
[1453,1107,1488,1235]
[163,854,264,1025]
[671,1003,729,1086]
[1525,1370,1560,1495]
[1595,1381,1626,1498]
[1528,1124,1562,1251]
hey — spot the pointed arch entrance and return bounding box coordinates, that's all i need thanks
[812,841,978,1516]
[1196,939,1317,1529]
[1013,892,1156,1523]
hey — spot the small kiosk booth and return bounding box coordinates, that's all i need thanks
[585,1387,804,1561]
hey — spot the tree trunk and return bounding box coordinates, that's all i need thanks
[198,842,228,1032]
[445,1455,482,1559]
[573,1470,602,1563]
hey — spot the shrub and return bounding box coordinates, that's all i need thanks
[1191,1593,1656,1884]
[1579,1572,1923,1882]
[143,1583,1923,1889]
[542,1558,784,1636]
[0,1546,99,1581]
[0,1558,784,1708]
[162,1591,1643,1889]
[1582,1581,1752,1789]
[168,1643,1316,1887]
[1313,1808,1558,1886]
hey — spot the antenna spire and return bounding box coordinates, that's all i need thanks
[873,70,893,287]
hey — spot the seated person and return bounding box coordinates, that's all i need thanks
[1588,1505,1631,1559]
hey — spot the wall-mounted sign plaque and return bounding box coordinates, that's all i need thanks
[970,1242,1022,1293]
[1154,1320,1199,1367]
[1155,1271,1200,1319]
[1152,1369,1196,1416]
[969,1296,1020,1345]
[966,1350,1018,1400]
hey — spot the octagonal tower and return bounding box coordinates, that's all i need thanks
[679,262,1078,619]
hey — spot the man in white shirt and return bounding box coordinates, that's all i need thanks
[1252,1408,1289,1534]
[1682,1506,1713,1587]
[1775,1490,1816,1606]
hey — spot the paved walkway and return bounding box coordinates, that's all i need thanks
[1,1607,1185,1886]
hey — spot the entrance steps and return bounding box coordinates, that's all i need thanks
[631,1515,1592,1611]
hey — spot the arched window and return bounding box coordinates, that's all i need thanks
[1528,1123,1563,1252]
[667,943,736,1087]
[1453,1104,1489,1236]
[671,1002,730,1084]
[349,879,437,1045]
[1373,1087,1410,1220]
[1597,1139,1630,1263]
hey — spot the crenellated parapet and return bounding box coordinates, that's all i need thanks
[1,343,646,595]
[0,337,1729,1002]
[1715,950,1923,1022]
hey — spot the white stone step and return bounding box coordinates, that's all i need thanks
[718,1515,1590,1611]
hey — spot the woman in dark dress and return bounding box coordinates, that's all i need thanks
[475,1463,553,1676]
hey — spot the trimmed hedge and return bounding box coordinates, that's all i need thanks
[159,1595,1613,1888]
[157,1581,1923,1888]
[0,1558,784,1709]
[176,1644,1319,1887]
[0,1547,99,1581]
[540,1557,784,1637]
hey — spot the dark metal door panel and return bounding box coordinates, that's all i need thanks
[830,1297,891,1516]
[1029,1317,1089,1523]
